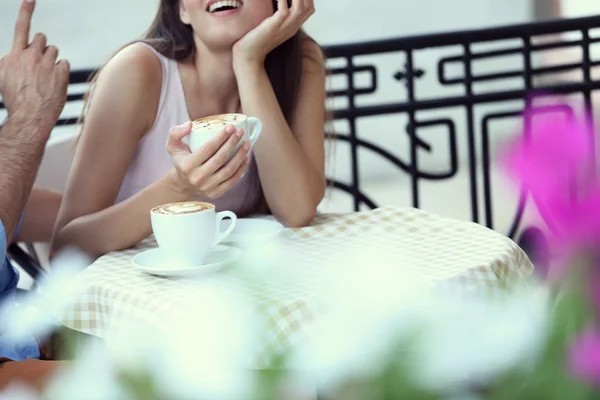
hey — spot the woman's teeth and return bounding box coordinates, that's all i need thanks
[208,0,243,13]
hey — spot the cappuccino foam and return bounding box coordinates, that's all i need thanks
[192,113,246,132]
[152,202,214,216]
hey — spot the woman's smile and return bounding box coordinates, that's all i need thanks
[206,0,244,16]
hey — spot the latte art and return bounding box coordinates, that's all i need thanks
[151,202,214,216]
[192,113,247,132]
[188,113,261,155]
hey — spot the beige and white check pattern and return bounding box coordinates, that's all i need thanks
[56,206,534,368]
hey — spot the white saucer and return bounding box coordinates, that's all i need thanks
[131,245,241,278]
[221,217,284,244]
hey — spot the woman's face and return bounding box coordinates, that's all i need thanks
[179,0,274,49]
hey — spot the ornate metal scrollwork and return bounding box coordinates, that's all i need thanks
[393,64,425,84]
[322,15,600,246]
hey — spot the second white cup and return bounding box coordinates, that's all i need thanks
[150,201,237,268]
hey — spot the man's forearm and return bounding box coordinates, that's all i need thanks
[0,115,51,246]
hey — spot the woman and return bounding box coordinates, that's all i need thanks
[51,0,326,257]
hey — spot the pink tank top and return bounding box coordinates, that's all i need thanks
[114,43,263,216]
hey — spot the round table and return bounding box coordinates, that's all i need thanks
[56,206,533,368]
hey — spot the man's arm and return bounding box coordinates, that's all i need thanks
[14,187,62,244]
[0,118,52,245]
[0,0,69,248]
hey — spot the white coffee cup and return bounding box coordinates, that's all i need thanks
[189,113,262,155]
[150,201,237,268]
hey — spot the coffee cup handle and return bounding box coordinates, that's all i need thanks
[246,117,262,145]
[214,211,237,246]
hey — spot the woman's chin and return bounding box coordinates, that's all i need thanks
[194,29,248,52]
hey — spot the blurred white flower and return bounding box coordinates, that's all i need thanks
[289,236,429,391]
[102,318,163,378]
[105,283,259,400]
[44,341,129,400]
[0,383,40,400]
[287,233,550,396]
[235,234,288,278]
[0,247,92,343]
[410,286,551,392]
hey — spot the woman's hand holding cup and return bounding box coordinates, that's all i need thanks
[166,121,251,199]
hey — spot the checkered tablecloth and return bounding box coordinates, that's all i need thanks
[56,206,533,368]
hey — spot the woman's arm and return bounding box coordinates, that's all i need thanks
[50,44,190,257]
[15,187,62,243]
[233,40,327,227]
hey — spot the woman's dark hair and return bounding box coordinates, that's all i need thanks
[79,0,322,128]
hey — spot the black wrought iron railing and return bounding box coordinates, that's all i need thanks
[323,15,600,248]
[2,15,600,255]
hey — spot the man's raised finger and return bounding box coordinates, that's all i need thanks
[13,0,36,50]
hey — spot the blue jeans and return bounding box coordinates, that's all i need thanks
[0,334,40,361]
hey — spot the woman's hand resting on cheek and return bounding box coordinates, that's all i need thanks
[232,0,315,68]
[166,122,251,199]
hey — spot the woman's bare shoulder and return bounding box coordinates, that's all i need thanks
[85,43,165,136]
[96,42,163,92]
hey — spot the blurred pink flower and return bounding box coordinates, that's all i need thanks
[503,103,600,390]
[502,107,599,255]
[587,269,600,317]
[568,328,600,386]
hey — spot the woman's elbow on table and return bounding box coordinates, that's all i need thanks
[282,180,325,228]
[51,222,128,260]
[279,205,318,228]
[277,183,323,228]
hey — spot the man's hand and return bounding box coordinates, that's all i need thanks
[0,0,70,247]
[0,0,70,134]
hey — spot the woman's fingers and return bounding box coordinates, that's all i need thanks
[277,0,289,13]
[201,127,244,175]
[305,0,315,17]
[176,124,238,175]
[170,123,252,198]
[166,122,193,154]
[295,0,314,23]
[291,0,304,15]
[207,156,251,199]
[166,122,193,171]
[203,142,251,188]
[282,0,312,31]
[273,0,290,25]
